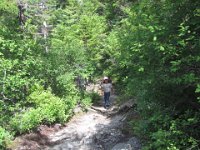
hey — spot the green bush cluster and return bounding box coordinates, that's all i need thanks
[80,96,92,107]
[0,127,13,149]
[133,110,199,150]
[10,89,73,133]
[104,0,200,149]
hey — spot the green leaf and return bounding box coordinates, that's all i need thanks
[160,46,165,51]
[195,84,200,93]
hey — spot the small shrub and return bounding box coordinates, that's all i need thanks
[81,96,92,107]
[0,127,13,149]
[29,89,72,123]
[10,108,43,133]
[41,97,68,123]
[10,89,73,133]
[134,109,200,150]
[64,95,78,110]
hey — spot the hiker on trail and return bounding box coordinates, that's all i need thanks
[101,76,113,108]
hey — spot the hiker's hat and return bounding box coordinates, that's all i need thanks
[104,76,108,80]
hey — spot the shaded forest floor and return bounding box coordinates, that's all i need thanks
[10,84,141,150]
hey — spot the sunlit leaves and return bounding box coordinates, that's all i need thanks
[107,0,200,149]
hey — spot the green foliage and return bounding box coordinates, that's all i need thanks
[49,0,107,77]
[133,108,200,149]
[10,108,43,133]
[81,96,92,108]
[0,127,13,149]
[105,0,200,149]
[0,0,18,36]
[10,88,73,134]
[29,89,72,123]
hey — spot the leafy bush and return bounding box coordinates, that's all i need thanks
[81,96,92,108]
[133,107,200,150]
[107,0,200,149]
[0,127,13,149]
[10,88,75,133]
[10,108,43,133]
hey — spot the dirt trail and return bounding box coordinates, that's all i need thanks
[46,94,141,150]
[12,84,141,150]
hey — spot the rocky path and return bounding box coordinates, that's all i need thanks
[46,95,141,150]
[12,84,141,150]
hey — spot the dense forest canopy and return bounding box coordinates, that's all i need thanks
[0,0,200,149]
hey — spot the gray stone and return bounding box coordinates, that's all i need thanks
[127,137,141,150]
[111,137,141,150]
